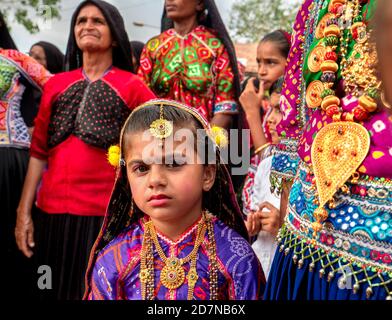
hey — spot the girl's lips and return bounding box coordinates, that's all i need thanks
[148,195,171,207]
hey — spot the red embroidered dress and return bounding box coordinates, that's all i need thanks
[31,67,155,216]
[138,25,238,121]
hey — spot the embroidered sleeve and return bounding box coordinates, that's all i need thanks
[89,246,122,300]
[212,44,238,115]
[138,41,154,89]
[1,49,52,90]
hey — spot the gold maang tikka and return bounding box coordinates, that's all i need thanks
[149,103,173,147]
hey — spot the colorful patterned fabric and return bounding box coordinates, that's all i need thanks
[138,25,238,121]
[265,0,392,300]
[88,216,264,300]
[0,49,51,148]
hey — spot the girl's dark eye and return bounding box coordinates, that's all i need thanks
[134,165,149,173]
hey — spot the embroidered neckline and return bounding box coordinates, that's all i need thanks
[142,214,203,246]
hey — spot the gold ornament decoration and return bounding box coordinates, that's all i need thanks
[315,13,334,39]
[308,46,327,73]
[149,103,173,140]
[149,119,173,140]
[310,122,370,237]
[306,80,324,108]
[160,257,186,290]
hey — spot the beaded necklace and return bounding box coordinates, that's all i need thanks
[139,212,218,300]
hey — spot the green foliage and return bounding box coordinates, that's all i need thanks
[229,0,302,42]
[1,0,61,33]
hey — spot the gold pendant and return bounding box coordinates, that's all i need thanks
[311,122,370,207]
[160,257,185,290]
[187,267,199,287]
[150,118,173,139]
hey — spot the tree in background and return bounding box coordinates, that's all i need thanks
[229,0,302,42]
[1,0,61,33]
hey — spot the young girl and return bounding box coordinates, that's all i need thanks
[245,78,285,279]
[84,99,264,300]
[240,30,290,215]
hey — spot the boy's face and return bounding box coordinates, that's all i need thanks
[267,92,283,144]
[124,129,216,226]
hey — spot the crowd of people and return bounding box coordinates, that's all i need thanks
[1,0,391,300]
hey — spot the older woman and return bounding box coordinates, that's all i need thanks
[138,0,241,129]
[16,0,155,300]
[0,12,51,299]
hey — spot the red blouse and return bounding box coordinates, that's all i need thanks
[31,67,156,216]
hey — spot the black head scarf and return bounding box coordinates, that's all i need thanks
[31,41,64,74]
[161,0,241,100]
[0,11,17,49]
[130,40,144,68]
[64,0,134,73]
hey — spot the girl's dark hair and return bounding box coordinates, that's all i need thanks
[269,76,285,96]
[0,11,17,49]
[260,30,291,58]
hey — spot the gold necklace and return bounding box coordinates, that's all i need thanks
[140,213,209,300]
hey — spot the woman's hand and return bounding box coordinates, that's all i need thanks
[15,207,35,258]
[245,211,262,237]
[239,77,264,118]
[255,202,281,237]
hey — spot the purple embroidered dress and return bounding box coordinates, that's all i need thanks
[88,216,263,300]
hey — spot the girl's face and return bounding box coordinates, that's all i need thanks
[29,45,47,68]
[256,41,287,90]
[124,129,216,226]
[266,92,283,144]
[165,0,203,22]
[74,4,114,53]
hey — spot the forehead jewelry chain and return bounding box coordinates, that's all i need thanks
[149,103,173,148]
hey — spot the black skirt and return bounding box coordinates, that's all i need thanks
[0,147,37,300]
[33,208,103,300]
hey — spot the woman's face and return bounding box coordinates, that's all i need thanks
[257,41,287,90]
[29,45,47,68]
[165,0,203,22]
[266,92,283,144]
[74,4,114,53]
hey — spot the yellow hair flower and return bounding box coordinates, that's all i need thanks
[107,145,121,167]
[210,126,229,148]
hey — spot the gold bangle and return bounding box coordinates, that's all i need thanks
[254,142,271,155]
[381,91,392,110]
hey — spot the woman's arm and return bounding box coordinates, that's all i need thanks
[15,157,47,258]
